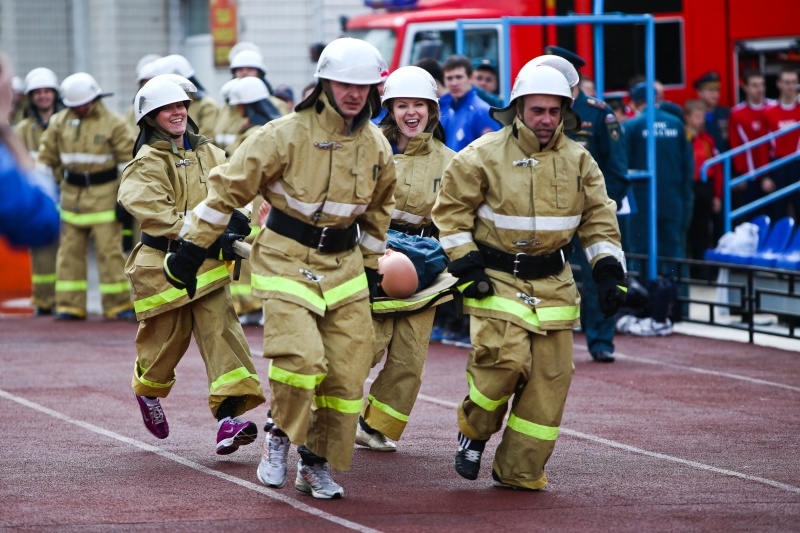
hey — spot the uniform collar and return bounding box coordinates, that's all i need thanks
[513,116,564,154]
[314,91,372,136]
[402,132,434,156]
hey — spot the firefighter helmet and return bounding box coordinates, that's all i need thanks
[228,77,270,105]
[134,75,195,124]
[60,72,103,107]
[230,49,266,74]
[24,67,59,94]
[314,37,386,85]
[381,66,438,108]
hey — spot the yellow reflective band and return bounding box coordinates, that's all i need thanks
[467,372,510,412]
[60,209,117,225]
[133,265,230,313]
[252,275,326,313]
[371,290,439,312]
[122,229,133,236]
[465,295,541,327]
[248,225,260,239]
[99,281,131,295]
[268,361,325,390]
[56,279,88,292]
[229,284,252,296]
[135,361,174,389]
[367,393,409,422]
[210,366,260,392]
[323,273,367,306]
[619,285,628,292]
[507,413,559,441]
[32,273,56,284]
[314,394,363,414]
[535,305,579,322]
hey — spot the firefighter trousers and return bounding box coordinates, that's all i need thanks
[55,220,132,318]
[30,238,59,311]
[263,296,373,472]
[362,307,436,440]
[457,317,574,490]
[131,286,265,418]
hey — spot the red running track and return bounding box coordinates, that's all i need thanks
[1,314,798,532]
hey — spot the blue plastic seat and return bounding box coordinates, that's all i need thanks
[704,214,771,265]
[749,216,795,267]
[773,222,800,271]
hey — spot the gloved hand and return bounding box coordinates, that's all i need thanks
[365,267,384,302]
[163,238,207,299]
[218,231,247,261]
[226,209,252,237]
[448,251,494,299]
[592,256,627,318]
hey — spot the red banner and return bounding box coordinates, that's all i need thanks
[210,0,238,67]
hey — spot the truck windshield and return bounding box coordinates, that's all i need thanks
[344,29,397,67]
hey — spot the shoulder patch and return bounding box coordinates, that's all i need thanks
[586,97,608,110]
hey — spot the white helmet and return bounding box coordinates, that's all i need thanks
[150,54,195,78]
[228,77,270,105]
[134,75,194,124]
[520,55,580,88]
[220,78,238,103]
[314,37,386,85]
[60,72,103,107]
[381,66,438,108]
[12,75,25,94]
[228,42,262,64]
[24,67,59,94]
[230,49,266,73]
[136,54,161,82]
[490,64,577,129]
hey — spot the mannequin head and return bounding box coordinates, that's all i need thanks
[378,249,418,298]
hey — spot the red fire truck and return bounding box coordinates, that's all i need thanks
[344,0,800,106]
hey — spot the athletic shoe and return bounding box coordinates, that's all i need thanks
[34,306,53,316]
[55,312,84,321]
[454,446,482,480]
[215,417,258,455]
[429,326,445,343]
[238,311,262,326]
[135,394,169,439]
[615,314,638,334]
[355,424,397,452]
[257,429,291,488]
[295,460,344,499]
[114,309,136,321]
[452,333,472,349]
[628,317,673,337]
[440,329,460,345]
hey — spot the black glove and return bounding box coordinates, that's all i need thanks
[592,256,627,318]
[226,210,252,237]
[218,231,247,261]
[116,203,134,253]
[163,238,207,299]
[365,267,384,302]
[448,251,494,299]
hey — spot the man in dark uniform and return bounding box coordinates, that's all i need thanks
[545,45,630,363]
[694,71,730,152]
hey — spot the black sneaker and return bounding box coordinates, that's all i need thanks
[454,446,482,480]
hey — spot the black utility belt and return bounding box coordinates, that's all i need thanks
[477,243,572,280]
[390,221,434,238]
[266,207,359,254]
[140,232,218,258]
[64,168,117,187]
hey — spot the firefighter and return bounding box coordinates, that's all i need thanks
[544,45,630,363]
[148,54,219,139]
[431,59,626,490]
[37,72,135,320]
[356,65,455,452]
[161,37,396,499]
[16,67,64,315]
[224,76,282,326]
[118,74,265,454]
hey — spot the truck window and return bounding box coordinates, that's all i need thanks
[409,27,499,66]
[603,19,684,91]
[346,29,397,69]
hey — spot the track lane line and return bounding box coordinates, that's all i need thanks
[0,388,382,533]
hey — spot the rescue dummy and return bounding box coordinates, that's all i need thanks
[377,248,418,299]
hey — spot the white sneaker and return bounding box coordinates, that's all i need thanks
[256,430,290,488]
[355,424,397,452]
[295,460,344,499]
[628,317,673,337]
[615,314,638,334]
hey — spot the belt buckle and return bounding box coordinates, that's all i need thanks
[317,227,330,253]
[513,252,527,278]
[83,171,91,187]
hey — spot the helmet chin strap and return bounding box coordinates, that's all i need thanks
[143,115,183,154]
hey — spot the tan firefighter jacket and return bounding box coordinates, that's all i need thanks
[189,95,220,140]
[37,100,134,227]
[118,132,231,319]
[181,92,396,316]
[391,132,454,228]
[432,116,624,333]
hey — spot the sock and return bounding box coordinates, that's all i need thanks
[270,426,287,437]
[216,396,240,421]
[263,409,274,432]
[458,432,487,452]
[298,445,326,466]
[359,416,376,435]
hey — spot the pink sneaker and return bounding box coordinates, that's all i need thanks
[135,394,169,439]
[216,417,258,455]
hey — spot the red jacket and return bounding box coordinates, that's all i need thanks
[766,102,800,159]
[728,101,772,176]
[689,129,722,199]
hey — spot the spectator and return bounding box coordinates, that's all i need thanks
[764,67,800,220]
[625,82,694,331]
[15,67,64,315]
[694,71,730,152]
[545,45,629,363]
[684,98,722,279]
[37,72,136,321]
[439,54,499,152]
[728,70,775,211]
[0,53,59,248]
[579,75,596,97]
[471,58,503,107]
[415,57,447,97]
